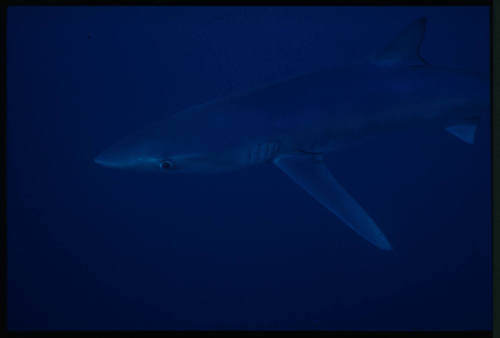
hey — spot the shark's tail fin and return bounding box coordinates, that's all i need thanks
[445,117,480,144]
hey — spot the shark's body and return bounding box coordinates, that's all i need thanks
[95,18,489,250]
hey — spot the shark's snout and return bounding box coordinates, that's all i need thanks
[94,153,121,168]
[94,145,133,168]
[94,144,165,171]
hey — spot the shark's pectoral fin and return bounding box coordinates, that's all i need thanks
[274,154,392,251]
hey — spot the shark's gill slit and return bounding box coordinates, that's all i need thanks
[247,142,280,165]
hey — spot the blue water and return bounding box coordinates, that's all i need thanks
[7,6,491,331]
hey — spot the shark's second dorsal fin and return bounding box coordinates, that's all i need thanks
[445,124,477,144]
[370,17,429,67]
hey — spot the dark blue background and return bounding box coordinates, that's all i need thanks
[7,6,491,330]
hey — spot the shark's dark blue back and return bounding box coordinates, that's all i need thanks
[200,64,488,152]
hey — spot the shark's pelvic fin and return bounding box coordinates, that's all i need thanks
[274,154,392,251]
[445,124,477,144]
[371,17,429,67]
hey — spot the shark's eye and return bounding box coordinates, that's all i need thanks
[159,160,174,169]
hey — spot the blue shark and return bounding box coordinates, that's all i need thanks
[95,18,489,250]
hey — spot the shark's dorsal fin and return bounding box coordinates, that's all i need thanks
[371,17,429,67]
[274,154,392,251]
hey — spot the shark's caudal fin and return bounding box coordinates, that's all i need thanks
[274,154,392,251]
[370,17,429,67]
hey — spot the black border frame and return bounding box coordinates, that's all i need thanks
[1,1,494,337]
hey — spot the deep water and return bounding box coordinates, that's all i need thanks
[7,6,491,330]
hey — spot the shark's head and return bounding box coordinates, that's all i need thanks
[95,145,224,174]
[95,141,206,174]
[94,120,240,174]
